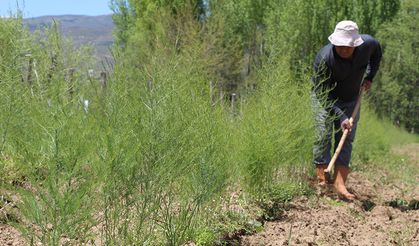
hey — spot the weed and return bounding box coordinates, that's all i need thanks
[322,197,345,207]
[361,200,376,212]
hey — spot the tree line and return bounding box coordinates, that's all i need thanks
[110,0,418,132]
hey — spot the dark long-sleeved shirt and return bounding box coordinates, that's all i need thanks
[312,34,382,121]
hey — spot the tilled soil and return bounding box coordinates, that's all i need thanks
[241,171,419,246]
[0,224,25,246]
[241,183,419,246]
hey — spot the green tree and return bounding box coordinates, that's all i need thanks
[263,0,400,72]
[372,0,419,132]
[110,0,136,47]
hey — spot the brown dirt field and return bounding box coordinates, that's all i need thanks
[241,144,419,246]
[0,224,25,246]
[241,172,419,245]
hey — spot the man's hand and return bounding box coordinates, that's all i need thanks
[341,118,353,132]
[363,79,372,92]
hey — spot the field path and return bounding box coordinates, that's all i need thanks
[241,144,419,246]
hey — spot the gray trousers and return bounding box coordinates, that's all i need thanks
[312,94,360,167]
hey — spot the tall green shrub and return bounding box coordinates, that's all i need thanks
[1,16,100,245]
[98,25,231,243]
[236,58,314,194]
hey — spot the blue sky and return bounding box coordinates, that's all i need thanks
[0,0,113,17]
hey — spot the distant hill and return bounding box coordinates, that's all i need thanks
[24,15,114,63]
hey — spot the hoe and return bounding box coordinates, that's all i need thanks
[324,87,364,183]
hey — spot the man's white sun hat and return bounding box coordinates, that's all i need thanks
[328,20,364,47]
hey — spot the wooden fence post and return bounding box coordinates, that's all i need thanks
[66,68,75,98]
[47,54,58,84]
[219,84,224,105]
[26,54,33,85]
[210,81,215,106]
[100,71,107,90]
[231,93,236,112]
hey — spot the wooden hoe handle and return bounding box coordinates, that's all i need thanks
[325,88,364,174]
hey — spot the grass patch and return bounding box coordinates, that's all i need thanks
[352,104,418,189]
[258,181,312,220]
[354,104,418,164]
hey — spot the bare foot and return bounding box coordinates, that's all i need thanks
[316,164,328,186]
[334,184,356,201]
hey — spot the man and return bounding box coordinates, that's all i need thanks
[312,20,382,200]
